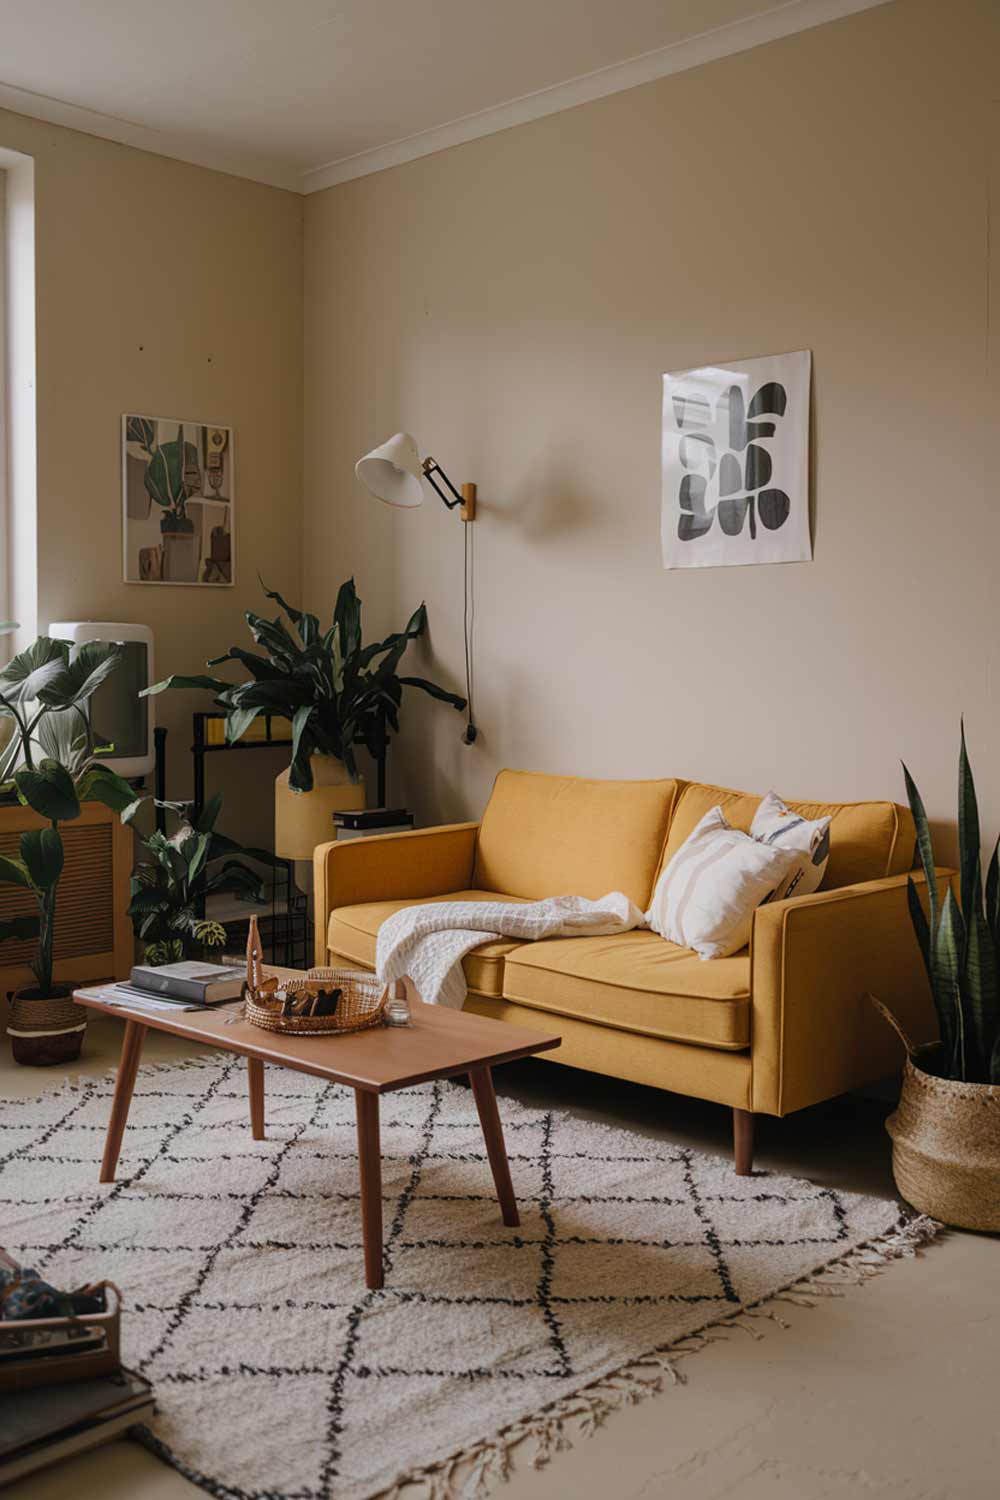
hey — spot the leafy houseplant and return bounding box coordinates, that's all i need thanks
[0,637,137,1065]
[143,580,467,858]
[128,793,277,964]
[873,724,1000,1230]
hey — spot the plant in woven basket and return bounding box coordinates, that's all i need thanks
[902,723,1000,1085]
[127,793,279,964]
[871,724,1000,1233]
[0,637,137,1057]
[140,578,467,793]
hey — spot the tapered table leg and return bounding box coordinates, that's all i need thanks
[100,1020,147,1183]
[248,1057,265,1140]
[355,1089,383,1290]
[469,1066,519,1227]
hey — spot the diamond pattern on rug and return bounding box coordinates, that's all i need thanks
[2,1057,915,1500]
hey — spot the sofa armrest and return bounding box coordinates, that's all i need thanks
[313,823,479,965]
[750,868,954,1117]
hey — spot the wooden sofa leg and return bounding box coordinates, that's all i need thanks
[733,1108,754,1176]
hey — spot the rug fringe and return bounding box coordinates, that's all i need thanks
[380,1210,942,1500]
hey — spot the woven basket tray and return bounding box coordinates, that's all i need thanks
[243,967,389,1037]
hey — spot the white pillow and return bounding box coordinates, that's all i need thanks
[646,806,799,960]
[751,791,831,901]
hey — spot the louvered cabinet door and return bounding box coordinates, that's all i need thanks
[0,801,133,992]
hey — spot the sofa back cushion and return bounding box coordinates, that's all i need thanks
[473,769,681,906]
[658,782,915,891]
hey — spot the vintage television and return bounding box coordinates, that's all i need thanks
[47,621,155,780]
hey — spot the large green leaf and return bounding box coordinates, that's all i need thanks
[962,910,998,1082]
[224,705,260,744]
[34,706,91,773]
[143,428,197,510]
[15,759,81,821]
[228,678,314,713]
[140,674,231,699]
[244,612,299,666]
[902,761,939,954]
[0,852,31,888]
[39,640,122,712]
[397,675,468,710]
[206,646,285,681]
[333,579,362,662]
[20,827,64,890]
[957,721,983,926]
[934,886,966,1077]
[261,582,320,648]
[0,637,69,706]
[76,763,138,814]
[0,914,40,942]
[193,792,223,834]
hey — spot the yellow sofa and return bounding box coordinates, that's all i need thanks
[315,769,945,1174]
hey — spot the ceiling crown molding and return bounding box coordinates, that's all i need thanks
[300,0,892,194]
[0,0,891,197]
[0,79,302,191]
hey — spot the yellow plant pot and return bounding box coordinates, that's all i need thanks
[274,754,365,860]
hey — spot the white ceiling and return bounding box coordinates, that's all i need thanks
[0,0,890,192]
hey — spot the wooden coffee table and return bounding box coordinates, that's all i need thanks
[74,983,560,1289]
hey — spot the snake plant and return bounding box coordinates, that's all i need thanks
[904,723,1000,1084]
[142,579,467,793]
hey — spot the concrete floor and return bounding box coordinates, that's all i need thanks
[3,1016,997,1500]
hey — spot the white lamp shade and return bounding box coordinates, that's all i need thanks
[355,432,424,508]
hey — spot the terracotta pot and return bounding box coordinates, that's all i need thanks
[886,1046,1000,1231]
[7,985,86,1067]
[274,753,365,861]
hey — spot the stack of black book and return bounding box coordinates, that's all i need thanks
[334,807,414,840]
[0,1252,153,1482]
[0,1370,154,1483]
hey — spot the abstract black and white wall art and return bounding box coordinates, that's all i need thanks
[661,351,812,569]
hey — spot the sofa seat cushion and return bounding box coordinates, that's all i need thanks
[327,890,527,999]
[502,931,751,1050]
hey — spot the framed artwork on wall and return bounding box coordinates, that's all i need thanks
[661,350,812,570]
[122,414,234,586]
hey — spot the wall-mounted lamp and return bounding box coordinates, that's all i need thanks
[354,431,478,744]
[355,432,476,521]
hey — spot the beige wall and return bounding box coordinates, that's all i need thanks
[0,112,303,845]
[303,0,998,863]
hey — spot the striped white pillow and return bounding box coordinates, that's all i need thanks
[646,806,799,960]
[751,791,831,901]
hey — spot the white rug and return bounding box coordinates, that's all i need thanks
[1,1057,936,1500]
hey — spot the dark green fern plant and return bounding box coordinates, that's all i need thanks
[904,724,1000,1084]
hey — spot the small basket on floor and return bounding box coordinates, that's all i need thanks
[241,917,389,1037]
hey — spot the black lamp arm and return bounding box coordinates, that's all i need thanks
[421,457,463,509]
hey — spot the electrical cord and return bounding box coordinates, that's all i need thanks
[462,519,477,744]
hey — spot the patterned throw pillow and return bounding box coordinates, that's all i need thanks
[751,791,831,901]
[645,806,799,960]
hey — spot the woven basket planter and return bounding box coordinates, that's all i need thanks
[886,1047,1000,1232]
[6,987,85,1067]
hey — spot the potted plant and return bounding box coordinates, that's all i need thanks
[0,637,137,1064]
[873,724,1000,1230]
[142,579,467,859]
[127,792,277,963]
[127,417,200,581]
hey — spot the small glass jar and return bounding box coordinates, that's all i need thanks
[385,980,411,1027]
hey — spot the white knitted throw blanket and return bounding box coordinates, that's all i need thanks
[375,893,646,1009]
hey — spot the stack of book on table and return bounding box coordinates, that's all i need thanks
[77,959,245,1014]
[0,1369,154,1483]
[0,1253,154,1482]
[334,807,414,840]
